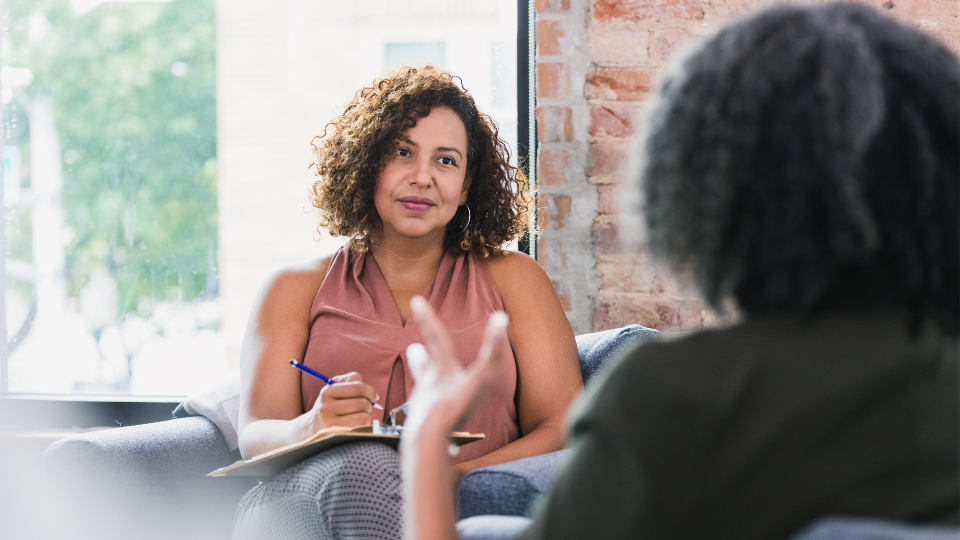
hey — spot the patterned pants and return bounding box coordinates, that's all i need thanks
[232,441,403,540]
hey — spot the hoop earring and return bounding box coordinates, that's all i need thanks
[454,204,471,235]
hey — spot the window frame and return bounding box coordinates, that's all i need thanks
[0,0,538,430]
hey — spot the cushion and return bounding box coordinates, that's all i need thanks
[458,449,572,519]
[42,416,256,540]
[173,374,241,451]
[791,517,960,540]
[575,324,662,385]
[457,515,532,540]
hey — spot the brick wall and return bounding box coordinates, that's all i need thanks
[536,0,960,335]
[535,0,601,333]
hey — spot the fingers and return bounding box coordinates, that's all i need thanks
[332,372,362,383]
[333,411,374,428]
[406,343,435,385]
[410,296,458,376]
[322,380,379,404]
[455,313,509,420]
[468,312,510,382]
[323,397,375,416]
[322,410,373,429]
[317,388,376,428]
[408,296,510,386]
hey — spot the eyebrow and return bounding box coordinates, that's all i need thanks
[401,138,464,159]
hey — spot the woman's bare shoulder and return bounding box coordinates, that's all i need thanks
[255,251,339,308]
[484,250,552,298]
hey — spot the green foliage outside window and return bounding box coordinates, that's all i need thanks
[4,0,217,317]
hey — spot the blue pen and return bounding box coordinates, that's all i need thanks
[289,359,384,410]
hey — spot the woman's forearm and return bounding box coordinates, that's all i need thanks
[238,415,312,460]
[402,424,461,540]
[454,419,567,480]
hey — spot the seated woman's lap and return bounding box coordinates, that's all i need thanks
[233,441,403,540]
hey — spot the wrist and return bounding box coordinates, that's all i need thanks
[400,421,450,457]
[295,410,321,441]
[403,420,449,444]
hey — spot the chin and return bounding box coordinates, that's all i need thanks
[388,222,446,241]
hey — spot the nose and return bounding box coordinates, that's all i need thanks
[409,156,433,188]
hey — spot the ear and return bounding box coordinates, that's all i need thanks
[460,175,473,205]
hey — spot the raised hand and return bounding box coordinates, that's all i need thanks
[404,296,510,438]
[402,296,510,540]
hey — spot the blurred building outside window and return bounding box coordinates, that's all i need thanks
[1,0,520,397]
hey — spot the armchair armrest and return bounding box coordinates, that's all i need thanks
[458,449,573,519]
[791,517,960,540]
[43,416,256,540]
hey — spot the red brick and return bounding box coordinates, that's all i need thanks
[702,305,722,328]
[706,0,763,18]
[592,0,704,23]
[589,105,638,138]
[586,69,656,100]
[538,20,572,57]
[553,280,573,311]
[588,143,628,178]
[653,301,682,330]
[538,63,571,99]
[679,299,708,331]
[536,0,571,12]
[597,257,661,294]
[539,149,569,185]
[597,184,620,215]
[650,28,692,65]
[592,297,661,331]
[593,220,621,256]
[537,237,567,273]
[539,193,572,229]
[594,298,696,332]
[539,194,550,229]
[593,298,705,332]
[886,0,959,17]
[537,107,573,143]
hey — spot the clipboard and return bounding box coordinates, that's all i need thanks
[209,425,484,477]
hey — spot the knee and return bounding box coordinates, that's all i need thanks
[313,442,402,507]
[323,441,400,484]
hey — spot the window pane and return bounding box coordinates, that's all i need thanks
[2,0,520,396]
[3,0,219,395]
[217,0,520,400]
[385,43,447,70]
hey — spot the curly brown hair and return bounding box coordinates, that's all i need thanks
[309,66,530,258]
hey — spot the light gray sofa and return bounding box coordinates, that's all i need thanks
[42,324,661,540]
[454,515,960,540]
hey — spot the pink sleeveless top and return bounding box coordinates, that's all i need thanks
[301,247,520,464]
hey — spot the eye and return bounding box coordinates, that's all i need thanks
[438,156,457,166]
[397,148,412,157]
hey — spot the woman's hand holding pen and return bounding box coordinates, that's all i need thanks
[307,372,380,433]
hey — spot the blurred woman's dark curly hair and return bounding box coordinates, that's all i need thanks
[310,66,530,258]
[643,3,959,333]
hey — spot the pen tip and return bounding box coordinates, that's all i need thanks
[289,359,297,365]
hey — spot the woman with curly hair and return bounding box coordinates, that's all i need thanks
[403,4,959,540]
[232,66,583,540]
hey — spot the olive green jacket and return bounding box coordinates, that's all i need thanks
[520,311,959,540]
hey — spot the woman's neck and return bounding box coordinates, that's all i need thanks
[369,234,447,323]
[371,228,446,271]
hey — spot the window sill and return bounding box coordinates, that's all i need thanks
[0,393,183,430]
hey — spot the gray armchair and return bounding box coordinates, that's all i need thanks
[42,325,661,540]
